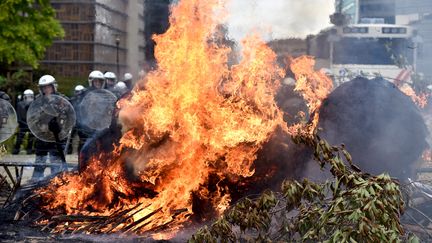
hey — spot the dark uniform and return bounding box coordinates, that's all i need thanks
[0,91,11,103]
[69,90,86,153]
[12,100,34,154]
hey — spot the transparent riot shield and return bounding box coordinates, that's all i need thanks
[77,89,117,132]
[0,99,18,143]
[27,95,76,142]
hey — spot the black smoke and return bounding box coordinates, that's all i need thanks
[143,0,171,68]
[317,77,428,180]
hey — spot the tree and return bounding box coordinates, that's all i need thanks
[0,0,64,68]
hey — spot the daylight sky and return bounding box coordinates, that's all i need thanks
[226,0,335,41]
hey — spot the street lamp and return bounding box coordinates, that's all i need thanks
[115,36,120,76]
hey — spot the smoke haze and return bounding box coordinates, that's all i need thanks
[226,0,334,41]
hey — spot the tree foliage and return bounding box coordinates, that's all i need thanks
[0,0,64,68]
[190,131,419,242]
[0,70,35,99]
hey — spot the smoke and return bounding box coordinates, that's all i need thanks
[226,0,334,41]
[314,77,428,180]
[414,14,432,80]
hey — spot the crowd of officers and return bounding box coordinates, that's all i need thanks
[5,70,134,180]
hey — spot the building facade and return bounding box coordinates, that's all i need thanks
[396,0,432,77]
[359,0,395,24]
[336,0,395,24]
[41,0,146,82]
[335,0,359,24]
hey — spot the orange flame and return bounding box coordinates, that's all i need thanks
[422,149,432,163]
[398,84,429,109]
[289,56,333,133]
[37,0,286,237]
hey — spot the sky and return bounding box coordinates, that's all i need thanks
[226,0,335,41]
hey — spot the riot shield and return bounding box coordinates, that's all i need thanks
[77,89,117,132]
[27,95,76,142]
[0,99,18,143]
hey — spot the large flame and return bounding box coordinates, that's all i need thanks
[289,56,333,133]
[37,0,286,236]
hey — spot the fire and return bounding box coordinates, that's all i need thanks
[289,56,333,133]
[37,0,286,237]
[398,84,429,109]
[423,149,432,163]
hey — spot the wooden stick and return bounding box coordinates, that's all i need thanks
[0,174,8,189]
[41,221,57,232]
[3,165,15,186]
[3,184,17,208]
[73,203,142,234]
[122,207,162,233]
[22,193,39,205]
[18,209,33,221]
[14,208,22,221]
[104,204,149,234]
[51,215,108,222]
[4,166,25,208]
[143,218,175,234]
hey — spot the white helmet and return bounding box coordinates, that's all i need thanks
[123,73,133,81]
[23,89,34,102]
[38,75,57,94]
[114,81,127,90]
[74,85,85,95]
[75,85,85,92]
[104,72,117,80]
[39,75,56,86]
[104,72,117,88]
[23,89,34,96]
[88,70,105,88]
[113,81,128,97]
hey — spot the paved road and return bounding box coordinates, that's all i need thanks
[0,154,78,186]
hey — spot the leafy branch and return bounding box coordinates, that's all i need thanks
[190,131,419,242]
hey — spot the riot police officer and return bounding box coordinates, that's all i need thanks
[68,85,86,154]
[0,91,11,102]
[123,73,133,90]
[104,72,117,90]
[112,81,128,98]
[12,89,35,154]
[87,70,105,91]
[75,71,106,153]
[32,75,68,179]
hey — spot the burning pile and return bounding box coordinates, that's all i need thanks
[34,0,289,237]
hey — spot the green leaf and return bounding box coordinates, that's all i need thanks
[407,234,420,243]
[0,0,64,68]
